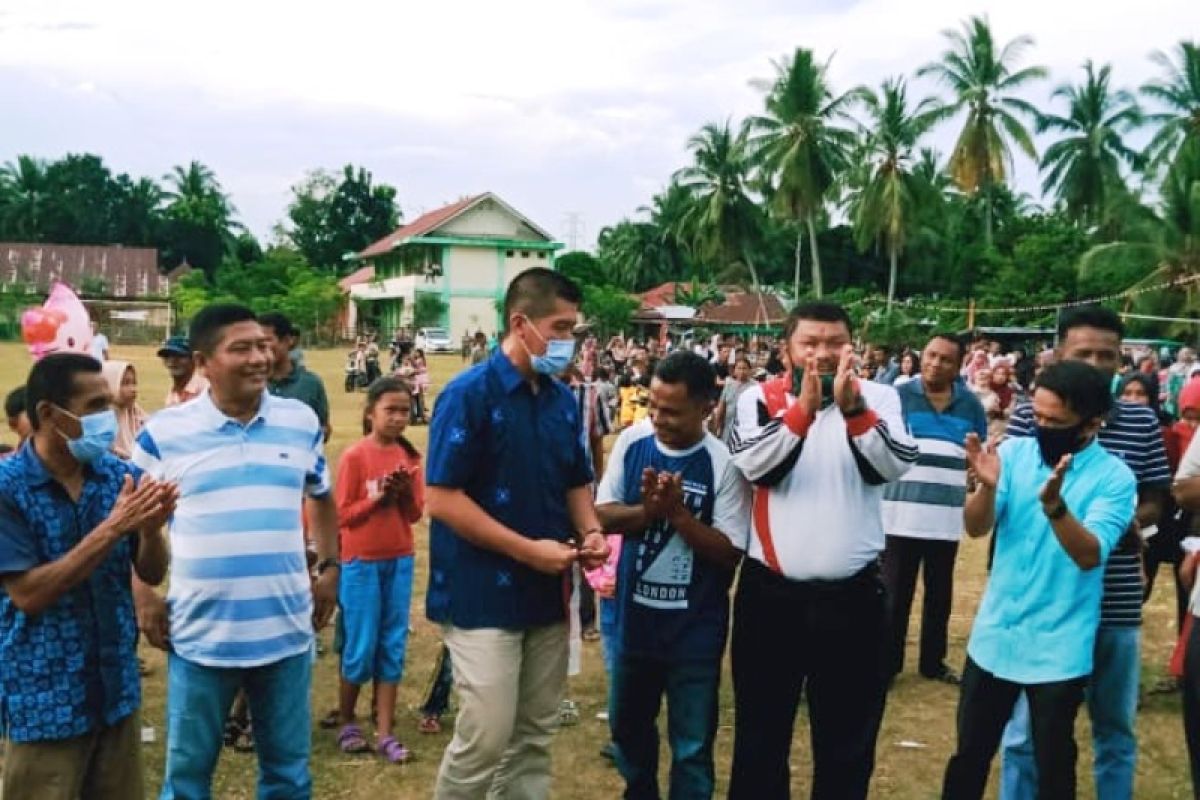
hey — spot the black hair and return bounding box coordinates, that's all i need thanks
[258,312,298,340]
[362,376,419,459]
[1034,361,1114,422]
[190,304,258,355]
[653,351,719,403]
[595,366,610,382]
[782,301,853,340]
[927,332,966,362]
[502,268,582,332]
[25,353,103,430]
[1057,305,1124,340]
[5,386,26,420]
[734,355,753,371]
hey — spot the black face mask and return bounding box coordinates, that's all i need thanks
[792,367,835,408]
[1035,422,1086,467]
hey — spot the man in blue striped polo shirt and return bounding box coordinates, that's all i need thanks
[881,334,987,685]
[999,306,1171,800]
[133,305,341,800]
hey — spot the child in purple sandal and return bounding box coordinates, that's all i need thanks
[334,378,424,764]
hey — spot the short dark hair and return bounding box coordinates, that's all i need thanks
[190,304,258,355]
[653,351,718,403]
[25,353,102,430]
[258,312,298,340]
[783,302,853,340]
[1057,306,1124,341]
[5,386,26,420]
[502,268,582,331]
[928,332,967,361]
[1034,361,1114,422]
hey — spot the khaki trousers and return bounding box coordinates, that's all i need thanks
[2,712,143,800]
[434,623,568,800]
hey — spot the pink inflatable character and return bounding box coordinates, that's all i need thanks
[21,282,93,361]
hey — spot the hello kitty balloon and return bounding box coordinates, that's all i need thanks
[21,282,93,361]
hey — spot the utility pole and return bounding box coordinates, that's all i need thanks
[563,212,585,251]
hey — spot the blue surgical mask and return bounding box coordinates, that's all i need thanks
[522,318,577,376]
[55,406,118,464]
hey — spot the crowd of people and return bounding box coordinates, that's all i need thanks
[4,266,1200,799]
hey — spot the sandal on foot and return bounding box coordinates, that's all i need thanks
[378,735,412,764]
[337,724,371,754]
[558,699,580,727]
[232,726,255,753]
[418,715,441,735]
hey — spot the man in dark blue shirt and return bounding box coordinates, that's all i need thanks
[596,352,750,800]
[0,353,175,800]
[426,268,609,800]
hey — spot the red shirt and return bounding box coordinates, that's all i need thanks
[335,437,424,561]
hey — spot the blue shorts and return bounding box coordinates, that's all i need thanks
[338,555,414,684]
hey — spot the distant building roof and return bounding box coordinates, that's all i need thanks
[0,243,180,298]
[339,265,375,293]
[357,192,556,260]
[636,282,786,327]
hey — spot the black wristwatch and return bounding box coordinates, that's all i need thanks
[1045,501,1069,521]
[316,557,340,575]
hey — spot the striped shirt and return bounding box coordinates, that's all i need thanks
[1007,400,1171,627]
[882,380,988,541]
[132,390,331,667]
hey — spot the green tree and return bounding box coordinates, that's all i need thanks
[555,251,605,287]
[162,161,240,281]
[746,48,859,298]
[413,293,448,327]
[112,176,165,247]
[640,181,699,280]
[847,77,942,311]
[595,219,676,291]
[1141,41,1200,170]
[674,121,766,304]
[1037,61,1143,226]
[286,165,400,272]
[918,15,1047,248]
[582,284,639,337]
[0,155,49,241]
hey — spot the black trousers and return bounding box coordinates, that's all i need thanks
[1145,512,1188,632]
[942,657,1086,800]
[728,558,889,800]
[881,535,959,677]
[1182,614,1200,796]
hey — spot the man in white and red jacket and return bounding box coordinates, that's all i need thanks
[727,301,917,800]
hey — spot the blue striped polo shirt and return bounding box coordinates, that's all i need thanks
[882,379,988,541]
[132,390,331,667]
[1008,400,1171,627]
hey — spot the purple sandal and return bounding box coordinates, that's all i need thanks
[337,724,370,754]
[377,735,412,764]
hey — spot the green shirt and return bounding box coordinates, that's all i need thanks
[269,362,330,428]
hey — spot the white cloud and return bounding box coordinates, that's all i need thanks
[0,0,1193,246]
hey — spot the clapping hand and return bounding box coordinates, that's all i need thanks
[1039,453,1072,510]
[833,345,864,415]
[383,467,415,505]
[796,358,823,416]
[107,475,171,535]
[964,433,1001,490]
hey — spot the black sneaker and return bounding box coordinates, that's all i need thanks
[922,666,961,686]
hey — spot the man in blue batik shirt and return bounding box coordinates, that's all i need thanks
[596,351,751,800]
[0,353,175,800]
[425,268,609,800]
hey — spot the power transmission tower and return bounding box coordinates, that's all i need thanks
[563,212,585,251]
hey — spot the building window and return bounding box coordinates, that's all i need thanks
[506,250,515,258]
[521,251,530,258]
[537,252,546,260]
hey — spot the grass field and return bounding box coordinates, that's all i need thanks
[1,342,1194,798]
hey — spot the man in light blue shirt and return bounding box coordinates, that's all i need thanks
[941,361,1136,800]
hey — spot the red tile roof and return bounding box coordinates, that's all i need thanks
[637,281,786,326]
[338,265,375,292]
[0,243,181,298]
[358,195,484,259]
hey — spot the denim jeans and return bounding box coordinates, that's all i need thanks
[609,653,720,800]
[999,625,1141,800]
[160,650,313,800]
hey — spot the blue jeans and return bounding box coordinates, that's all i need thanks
[599,597,619,677]
[1000,625,1141,800]
[609,653,720,800]
[160,650,313,800]
[338,556,414,684]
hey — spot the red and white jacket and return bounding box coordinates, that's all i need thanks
[730,376,917,581]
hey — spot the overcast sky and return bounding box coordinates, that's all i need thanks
[0,0,1191,250]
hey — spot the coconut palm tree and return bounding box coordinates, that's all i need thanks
[918,15,1047,248]
[674,121,770,321]
[745,47,859,299]
[0,155,49,240]
[1141,40,1200,170]
[1037,61,1143,226]
[848,78,943,311]
[162,161,241,279]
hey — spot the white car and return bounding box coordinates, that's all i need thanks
[415,327,454,353]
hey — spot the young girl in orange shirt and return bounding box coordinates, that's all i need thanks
[334,377,424,763]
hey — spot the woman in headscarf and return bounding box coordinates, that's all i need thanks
[102,360,148,459]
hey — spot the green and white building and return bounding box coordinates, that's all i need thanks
[349,192,563,337]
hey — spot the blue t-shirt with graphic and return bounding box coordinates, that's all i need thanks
[596,420,750,662]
